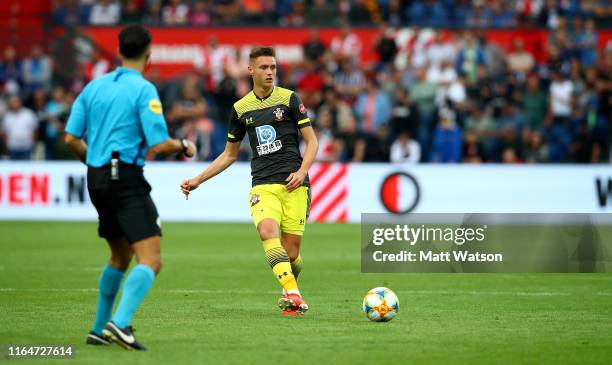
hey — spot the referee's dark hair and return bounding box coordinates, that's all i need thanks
[249,46,275,62]
[118,25,152,60]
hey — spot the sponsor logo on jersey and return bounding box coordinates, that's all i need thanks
[255,124,282,156]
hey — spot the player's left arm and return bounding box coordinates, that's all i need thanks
[64,91,88,164]
[286,94,319,192]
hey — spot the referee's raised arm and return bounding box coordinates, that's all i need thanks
[62,25,195,351]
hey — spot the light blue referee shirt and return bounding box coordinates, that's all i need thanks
[65,67,169,167]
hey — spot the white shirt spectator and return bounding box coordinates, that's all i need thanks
[331,32,362,63]
[427,42,455,67]
[390,136,421,163]
[89,1,120,25]
[550,79,573,117]
[91,58,110,80]
[447,80,467,104]
[2,107,38,150]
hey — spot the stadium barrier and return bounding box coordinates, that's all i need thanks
[0,162,610,222]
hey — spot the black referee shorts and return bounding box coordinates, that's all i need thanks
[87,163,161,243]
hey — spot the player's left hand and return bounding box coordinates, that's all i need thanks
[285,170,306,192]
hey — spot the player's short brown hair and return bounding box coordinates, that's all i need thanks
[249,47,276,62]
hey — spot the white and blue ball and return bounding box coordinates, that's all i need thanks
[362,287,399,322]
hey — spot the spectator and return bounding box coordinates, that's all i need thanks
[373,23,398,71]
[318,87,353,133]
[349,0,381,25]
[576,18,598,67]
[490,0,516,27]
[213,0,241,25]
[389,87,419,141]
[190,0,212,26]
[462,131,487,163]
[331,24,362,65]
[1,95,39,160]
[455,31,486,84]
[523,130,549,163]
[120,0,143,24]
[0,46,21,93]
[409,66,437,159]
[428,58,458,108]
[501,146,523,163]
[466,2,492,28]
[89,0,120,25]
[381,0,404,28]
[143,0,162,25]
[280,0,305,27]
[45,86,69,160]
[464,104,497,159]
[538,0,565,29]
[427,31,455,68]
[311,108,340,162]
[430,110,463,163]
[84,48,110,81]
[354,77,392,134]
[297,60,325,109]
[22,45,53,93]
[303,27,327,64]
[333,56,365,104]
[548,69,574,126]
[507,39,535,77]
[305,0,337,26]
[167,74,208,132]
[202,36,229,90]
[390,132,421,163]
[334,113,366,162]
[522,73,548,132]
[163,0,190,25]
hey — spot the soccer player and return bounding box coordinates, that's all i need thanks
[64,25,196,350]
[180,47,318,315]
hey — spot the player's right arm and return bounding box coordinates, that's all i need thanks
[180,141,240,199]
[180,107,245,199]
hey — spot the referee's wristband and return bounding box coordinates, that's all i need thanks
[180,138,190,156]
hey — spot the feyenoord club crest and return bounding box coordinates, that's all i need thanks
[273,107,284,121]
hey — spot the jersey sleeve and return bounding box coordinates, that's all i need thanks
[138,83,170,147]
[289,92,311,129]
[65,92,87,138]
[227,107,245,142]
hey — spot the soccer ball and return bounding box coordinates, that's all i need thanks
[362,287,399,322]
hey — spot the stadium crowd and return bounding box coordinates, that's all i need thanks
[1,1,612,163]
[50,0,612,28]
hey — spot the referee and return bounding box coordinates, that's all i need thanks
[64,25,195,351]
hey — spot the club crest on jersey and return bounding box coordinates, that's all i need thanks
[273,107,284,121]
[250,194,260,206]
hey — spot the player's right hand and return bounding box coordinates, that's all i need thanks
[180,178,200,200]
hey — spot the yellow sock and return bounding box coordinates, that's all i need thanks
[290,255,303,280]
[262,238,298,292]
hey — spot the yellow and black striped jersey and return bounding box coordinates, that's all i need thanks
[227,86,311,187]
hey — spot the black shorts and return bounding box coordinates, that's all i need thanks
[87,163,161,243]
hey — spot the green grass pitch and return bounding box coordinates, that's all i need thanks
[1,221,611,365]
